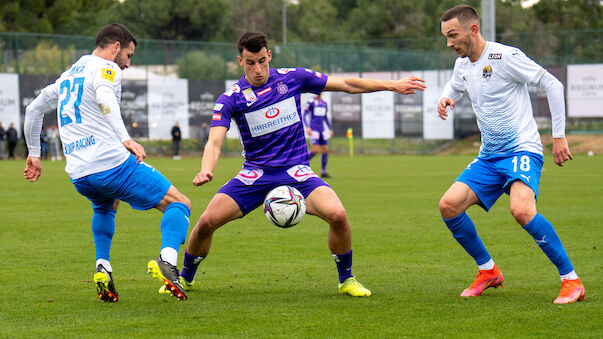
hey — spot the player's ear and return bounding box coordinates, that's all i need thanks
[237,55,243,67]
[111,41,121,55]
[267,50,272,62]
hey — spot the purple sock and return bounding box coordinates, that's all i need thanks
[180,250,204,282]
[332,250,353,283]
[321,153,328,174]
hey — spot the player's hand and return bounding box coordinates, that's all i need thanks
[122,139,146,163]
[306,127,312,135]
[24,156,42,182]
[438,97,455,120]
[193,170,214,186]
[392,76,426,95]
[552,137,573,167]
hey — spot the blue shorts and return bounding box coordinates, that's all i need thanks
[455,151,543,211]
[72,155,172,213]
[217,164,330,215]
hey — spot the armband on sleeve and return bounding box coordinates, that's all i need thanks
[536,71,566,138]
[96,85,131,142]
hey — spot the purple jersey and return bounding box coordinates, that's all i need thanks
[212,68,328,169]
[303,98,331,132]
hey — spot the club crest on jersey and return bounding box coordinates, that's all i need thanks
[276,82,288,95]
[482,65,492,80]
[488,53,502,60]
[101,68,115,82]
[243,88,257,104]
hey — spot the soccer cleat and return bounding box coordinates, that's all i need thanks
[321,173,331,178]
[94,264,118,302]
[159,276,194,294]
[147,257,188,300]
[338,277,371,297]
[553,278,585,304]
[460,265,504,297]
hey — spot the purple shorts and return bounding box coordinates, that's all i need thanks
[217,165,330,215]
[310,131,329,145]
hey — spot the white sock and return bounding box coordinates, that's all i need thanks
[560,270,579,281]
[96,259,112,272]
[160,247,179,266]
[478,259,495,271]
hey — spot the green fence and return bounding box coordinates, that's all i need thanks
[1,30,601,78]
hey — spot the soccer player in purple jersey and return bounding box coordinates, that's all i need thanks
[176,32,425,297]
[303,94,333,177]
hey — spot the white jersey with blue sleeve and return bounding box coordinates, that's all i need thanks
[49,55,130,179]
[446,42,546,157]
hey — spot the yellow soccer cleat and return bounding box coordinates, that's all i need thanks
[159,276,194,294]
[338,277,371,297]
[147,257,188,301]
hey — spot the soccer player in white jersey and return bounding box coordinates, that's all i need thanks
[23,24,192,302]
[167,32,425,298]
[437,5,585,304]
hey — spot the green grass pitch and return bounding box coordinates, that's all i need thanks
[1,154,601,337]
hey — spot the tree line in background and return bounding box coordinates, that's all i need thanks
[1,0,601,43]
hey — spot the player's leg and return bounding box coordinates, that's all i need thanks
[72,175,120,302]
[509,180,585,303]
[320,143,329,177]
[309,143,319,160]
[439,159,505,297]
[305,186,370,297]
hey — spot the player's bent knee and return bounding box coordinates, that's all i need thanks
[328,207,348,226]
[510,207,535,226]
[439,197,459,218]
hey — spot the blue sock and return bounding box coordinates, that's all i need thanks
[160,202,190,251]
[321,153,328,174]
[91,209,116,261]
[522,213,574,275]
[443,212,492,266]
[181,250,205,282]
[309,151,315,159]
[332,250,353,283]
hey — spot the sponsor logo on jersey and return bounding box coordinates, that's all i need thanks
[245,96,299,137]
[213,113,222,120]
[257,87,272,96]
[243,88,257,104]
[488,53,502,60]
[224,83,241,97]
[64,134,96,155]
[265,107,280,118]
[213,103,224,111]
[482,65,492,80]
[276,83,288,95]
[314,71,322,78]
[101,69,115,83]
[277,68,296,74]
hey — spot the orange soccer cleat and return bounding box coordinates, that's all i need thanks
[553,278,585,304]
[460,265,504,297]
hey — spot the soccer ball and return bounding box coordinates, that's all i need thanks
[263,185,306,228]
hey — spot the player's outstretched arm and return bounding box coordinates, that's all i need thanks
[552,137,573,167]
[193,126,228,186]
[324,76,425,95]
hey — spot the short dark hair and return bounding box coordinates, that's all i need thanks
[237,32,268,54]
[95,23,137,49]
[441,5,480,25]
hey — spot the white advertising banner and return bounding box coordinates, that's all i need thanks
[147,78,189,140]
[567,64,603,117]
[0,74,21,134]
[361,91,394,139]
[422,70,454,140]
